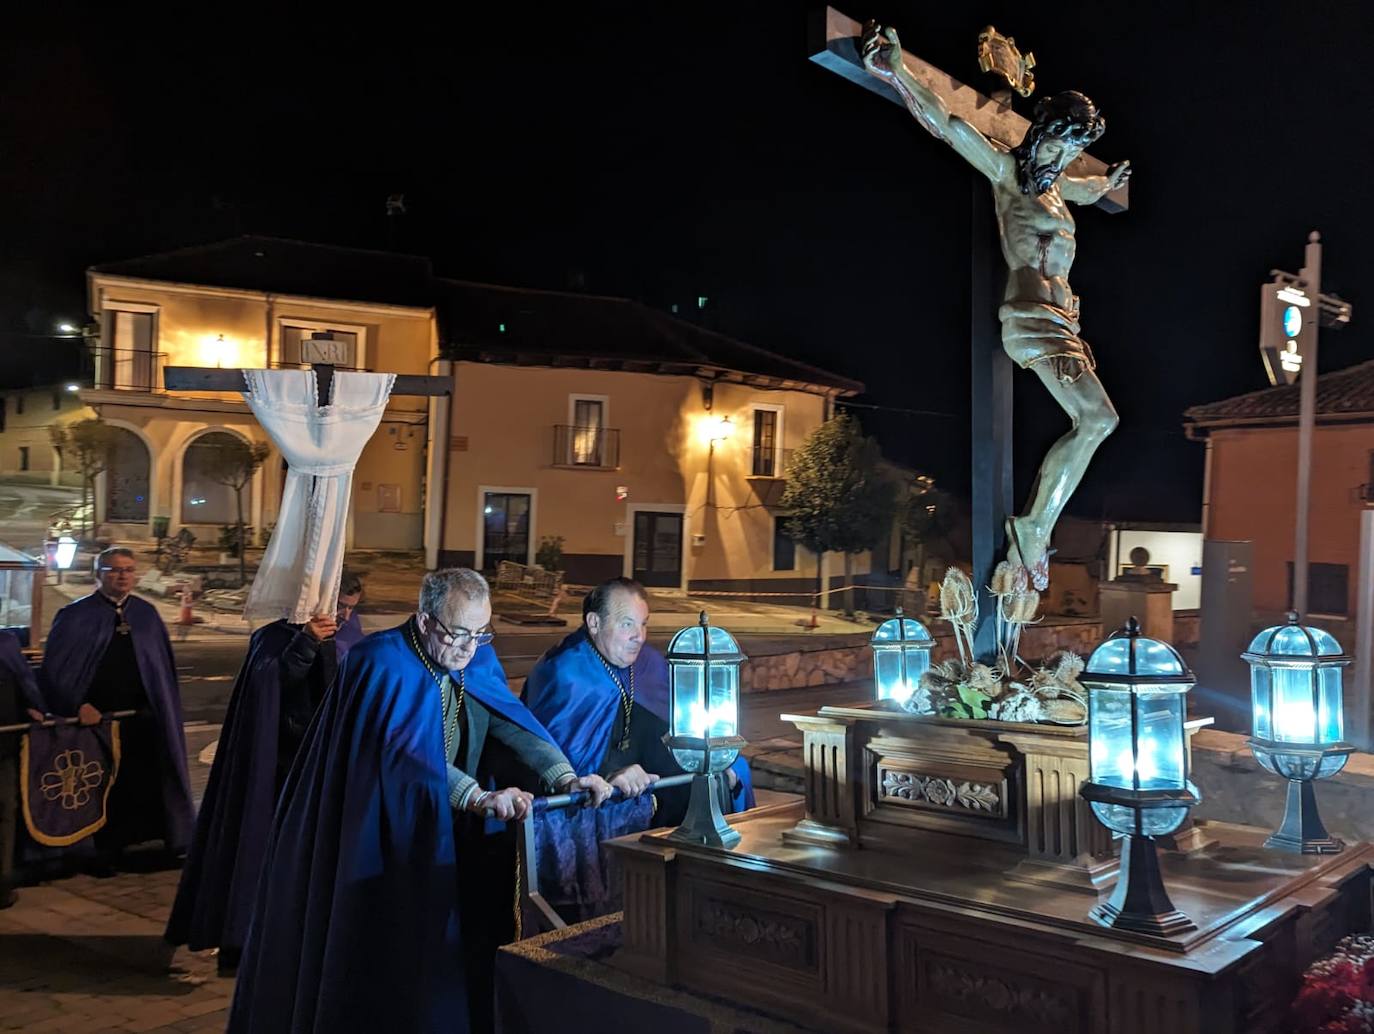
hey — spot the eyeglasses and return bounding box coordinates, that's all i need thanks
[428,613,495,649]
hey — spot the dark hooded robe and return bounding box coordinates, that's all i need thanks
[40,593,193,853]
[165,619,339,963]
[226,621,574,1034]
[0,631,40,903]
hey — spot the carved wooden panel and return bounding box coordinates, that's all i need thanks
[865,746,1022,846]
[693,897,815,971]
[877,766,1005,818]
[895,920,1105,1034]
[685,885,819,975]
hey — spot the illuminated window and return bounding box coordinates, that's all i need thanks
[751,406,784,477]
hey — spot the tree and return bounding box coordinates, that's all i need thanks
[202,436,272,587]
[49,418,117,541]
[779,413,897,616]
[901,481,956,598]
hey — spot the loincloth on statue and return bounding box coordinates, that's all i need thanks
[998,300,1097,384]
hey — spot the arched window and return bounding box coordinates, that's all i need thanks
[181,432,244,525]
[106,428,150,522]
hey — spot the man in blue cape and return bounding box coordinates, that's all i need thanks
[227,568,612,1034]
[40,547,193,862]
[166,572,365,972]
[523,577,754,921]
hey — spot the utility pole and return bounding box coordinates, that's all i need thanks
[1292,231,1322,619]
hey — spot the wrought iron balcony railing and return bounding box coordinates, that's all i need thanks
[89,348,168,393]
[553,425,621,469]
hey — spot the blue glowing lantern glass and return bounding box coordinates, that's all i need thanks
[871,609,934,704]
[1081,619,1197,838]
[1243,613,1352,853]
[1245,614,1349,780]
[1079,618,1198,935]
[666,613,745,774]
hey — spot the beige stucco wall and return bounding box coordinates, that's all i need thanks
[82,276,437,549]
[0,386,94,484]
[443,362,865,589]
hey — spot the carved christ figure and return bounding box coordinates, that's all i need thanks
[861,23,1131,590]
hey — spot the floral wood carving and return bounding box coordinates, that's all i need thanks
[694,898,815,970]
[879,768,1003,816]
[927,959,1075,1028]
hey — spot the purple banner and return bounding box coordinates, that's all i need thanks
[21,721,121,847]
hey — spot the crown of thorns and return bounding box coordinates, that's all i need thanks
[1026,91,1105,148]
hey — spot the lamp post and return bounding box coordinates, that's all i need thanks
[664,612,747,849]
[1079,618,1198,935]
[1243,613,1352,853]
[871,607,933,706]
[49,535,78,586]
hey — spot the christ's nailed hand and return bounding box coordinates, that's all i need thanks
[861,21,903,77]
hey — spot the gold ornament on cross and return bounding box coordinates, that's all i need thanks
[977,26,1036,98]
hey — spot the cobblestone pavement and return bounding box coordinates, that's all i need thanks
[1,723,229,1032]
[0,865,233,1033]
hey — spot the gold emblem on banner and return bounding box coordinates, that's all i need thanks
[40,749,105,810]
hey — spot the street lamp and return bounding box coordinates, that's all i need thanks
[1244,613,1352,853]
[871,608,933,706]
[664,612,747,848]
[1079,618,1197,935]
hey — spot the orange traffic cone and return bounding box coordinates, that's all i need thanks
[177,586,196,625]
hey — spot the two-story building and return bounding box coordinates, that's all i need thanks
[83,237,440,552]
[77,236,865,595]
[1184,357,1374,640]
[436,280,863,593]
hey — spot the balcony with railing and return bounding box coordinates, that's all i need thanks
[747,446,795,479]
[90,348,168,393]
[553,425,621,469]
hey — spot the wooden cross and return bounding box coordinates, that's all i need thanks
[808,8,1129,659]
[162,333,451,402]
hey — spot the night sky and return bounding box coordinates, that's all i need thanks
[2,2,1371,523]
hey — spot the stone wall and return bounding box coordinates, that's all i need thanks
[741,617,1104,693]
[1191,729,1374,842]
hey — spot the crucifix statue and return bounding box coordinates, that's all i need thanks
[164,335,450,622]
[809,9,1130,657]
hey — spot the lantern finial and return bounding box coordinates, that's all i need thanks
[1123,615,1141,637]
[699,610,709,627]
[1285,610,1301,625]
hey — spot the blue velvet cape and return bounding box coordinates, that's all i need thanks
[524,629,754,811]
[165,620,300,956]
[520,630,754,912]
[39,593,194,852]
[226,625,557,1034]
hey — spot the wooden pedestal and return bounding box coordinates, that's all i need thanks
[610,805,1373,1034]
[780,704,1212,893]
